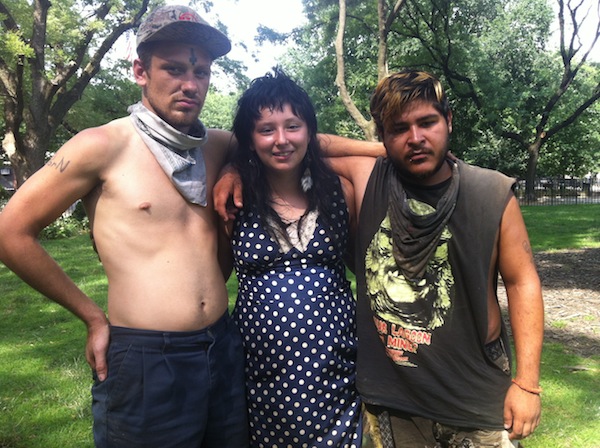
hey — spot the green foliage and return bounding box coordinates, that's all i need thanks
[456,129,528,176]
[0,184,12,202]
[201,87,240,130]
[537,66,600,177]
[284,50,367,138]
[0,29,34,61]
[40,201,90,240]
[0,0,150,183]
[40,215,89,240]
[280,0,377,137]
[290,0,600,179]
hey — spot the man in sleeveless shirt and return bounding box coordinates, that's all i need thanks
[326,70,543,448]
[216,70,544,447]
[0,5,249,447]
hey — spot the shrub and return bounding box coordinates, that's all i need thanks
[40,215,89,240]
[71,200,88,222]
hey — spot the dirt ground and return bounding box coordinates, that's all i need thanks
[498,247,600,358]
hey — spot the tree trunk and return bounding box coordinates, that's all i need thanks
[4,130,49,187]
[525,140,542,201]
[0,0,150,188]
[335,0,377,141]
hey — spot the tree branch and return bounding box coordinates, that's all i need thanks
[28,0,52,124]
[334,0,376,140]
[0,0,19,30]
[537,0,599,138]
[49,0,150,126]
[546,82,600,139]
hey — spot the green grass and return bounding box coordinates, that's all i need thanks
[1,204,599,447]
[0,237,104,447]
[522,204,600,251]
[525,343,600,448]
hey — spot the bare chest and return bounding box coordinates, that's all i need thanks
[87,140,217,233]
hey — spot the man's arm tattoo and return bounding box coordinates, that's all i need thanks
[46,156,70,173]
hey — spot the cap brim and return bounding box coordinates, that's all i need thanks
[138,22,231,59]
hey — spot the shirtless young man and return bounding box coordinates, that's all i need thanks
[0,6,248,447]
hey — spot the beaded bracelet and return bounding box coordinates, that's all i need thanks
[511,379,543,395]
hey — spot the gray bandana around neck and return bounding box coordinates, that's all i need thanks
[128,102,208,206]
[388,160,459,283]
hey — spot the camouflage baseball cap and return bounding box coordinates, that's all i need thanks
[136,5,231,59]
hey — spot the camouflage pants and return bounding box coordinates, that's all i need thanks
[363,405,520,448]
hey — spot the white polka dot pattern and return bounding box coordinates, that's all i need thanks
[232,188,362,447]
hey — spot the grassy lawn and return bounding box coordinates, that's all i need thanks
[0,204,599,447]
[0,237,103,447]
[522,203,600,251]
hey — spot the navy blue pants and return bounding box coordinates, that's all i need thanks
[92,313,249,447]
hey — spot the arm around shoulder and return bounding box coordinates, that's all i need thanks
[318,134,385,158]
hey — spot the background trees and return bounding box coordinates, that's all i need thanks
[1,0,598,191]
[0,0,246,187]
[279,0,600,193]
[0,0,152,186]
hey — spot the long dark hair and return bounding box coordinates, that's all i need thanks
[232,68,340,242]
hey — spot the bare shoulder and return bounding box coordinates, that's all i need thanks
[16,118,135,206]
[498,194,537,278]
[500,194,528,237]
[63,117,133,162]
[204,128,235,173]
[205,129,234,154]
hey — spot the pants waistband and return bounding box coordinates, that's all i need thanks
[109,312,231,350]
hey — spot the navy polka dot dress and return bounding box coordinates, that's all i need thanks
[232,186,362,448]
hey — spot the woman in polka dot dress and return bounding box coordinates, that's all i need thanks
[227,68,362,447]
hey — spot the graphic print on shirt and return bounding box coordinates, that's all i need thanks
[365,199,454,367]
